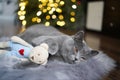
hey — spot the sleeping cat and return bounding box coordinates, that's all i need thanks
[18,24,98,64]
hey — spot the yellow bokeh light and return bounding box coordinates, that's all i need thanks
[55,0,60,3]
[71,0,76,3]
[49,0,53,3]
[21,11,26,15]
[47,3,51,7]
[36,11,42,16]
[43,9,47,13]
[46,15,51,20]
[52,15,57,19]
[59,1,65,6]
[70,17,76,22]
[41,0,48,3]
[57,21,60,25]
[32,18,36,22]
[37,18,41,23]
[38,5,43,9]
[49,11,53,14]
[51,8,56,12]
[72,5,77,9]
[22,20,27,26]
[19,2,26,7]
[19,16,25,20]
[70,11,75,16]
[60,21,65,26]
[47,6,51,10]
[18,11,21,15]
[50,3,55,7]
[56,8,62,13]
[54,3,58,8]
[20,6,25,10]
[45,21,50,26]
[18,11,26,15]
[42,3,47,6]
[57,21,65,26]
[59,15,64,20]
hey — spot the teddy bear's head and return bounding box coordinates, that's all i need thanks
[28,43,49,65]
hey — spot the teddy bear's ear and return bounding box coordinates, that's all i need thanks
[32,36,59,55]
[40,43,49,50]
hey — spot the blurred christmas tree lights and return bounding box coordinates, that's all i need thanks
[18,0,85,30]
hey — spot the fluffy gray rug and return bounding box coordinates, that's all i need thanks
[0,40,115,80]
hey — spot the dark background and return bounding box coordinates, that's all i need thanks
[85,0,120,38]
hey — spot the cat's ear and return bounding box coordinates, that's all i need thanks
[74,30,84,42]
[73,31,84,50]
[81,50,99,60]
[32,36,59,55]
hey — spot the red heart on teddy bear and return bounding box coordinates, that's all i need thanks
[19,49,24,56]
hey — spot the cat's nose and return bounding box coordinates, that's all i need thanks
[73,58,80,63]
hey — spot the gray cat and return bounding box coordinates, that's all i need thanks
[18,24,98,63]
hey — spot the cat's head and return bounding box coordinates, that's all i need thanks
[72,31,99,63]
[60,31,99,64]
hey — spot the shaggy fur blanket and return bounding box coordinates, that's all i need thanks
[0,36,115,80]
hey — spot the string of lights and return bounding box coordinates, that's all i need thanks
[18,0,28,32]
[18,0,82,31]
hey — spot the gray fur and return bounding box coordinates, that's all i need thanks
[0,24,116,80]
[19,24,99,63]
[0,52,115,80]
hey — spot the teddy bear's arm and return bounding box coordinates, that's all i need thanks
[11,36,33,48]
[20,58,29,62]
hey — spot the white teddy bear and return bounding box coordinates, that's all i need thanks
[0,36,49,65]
